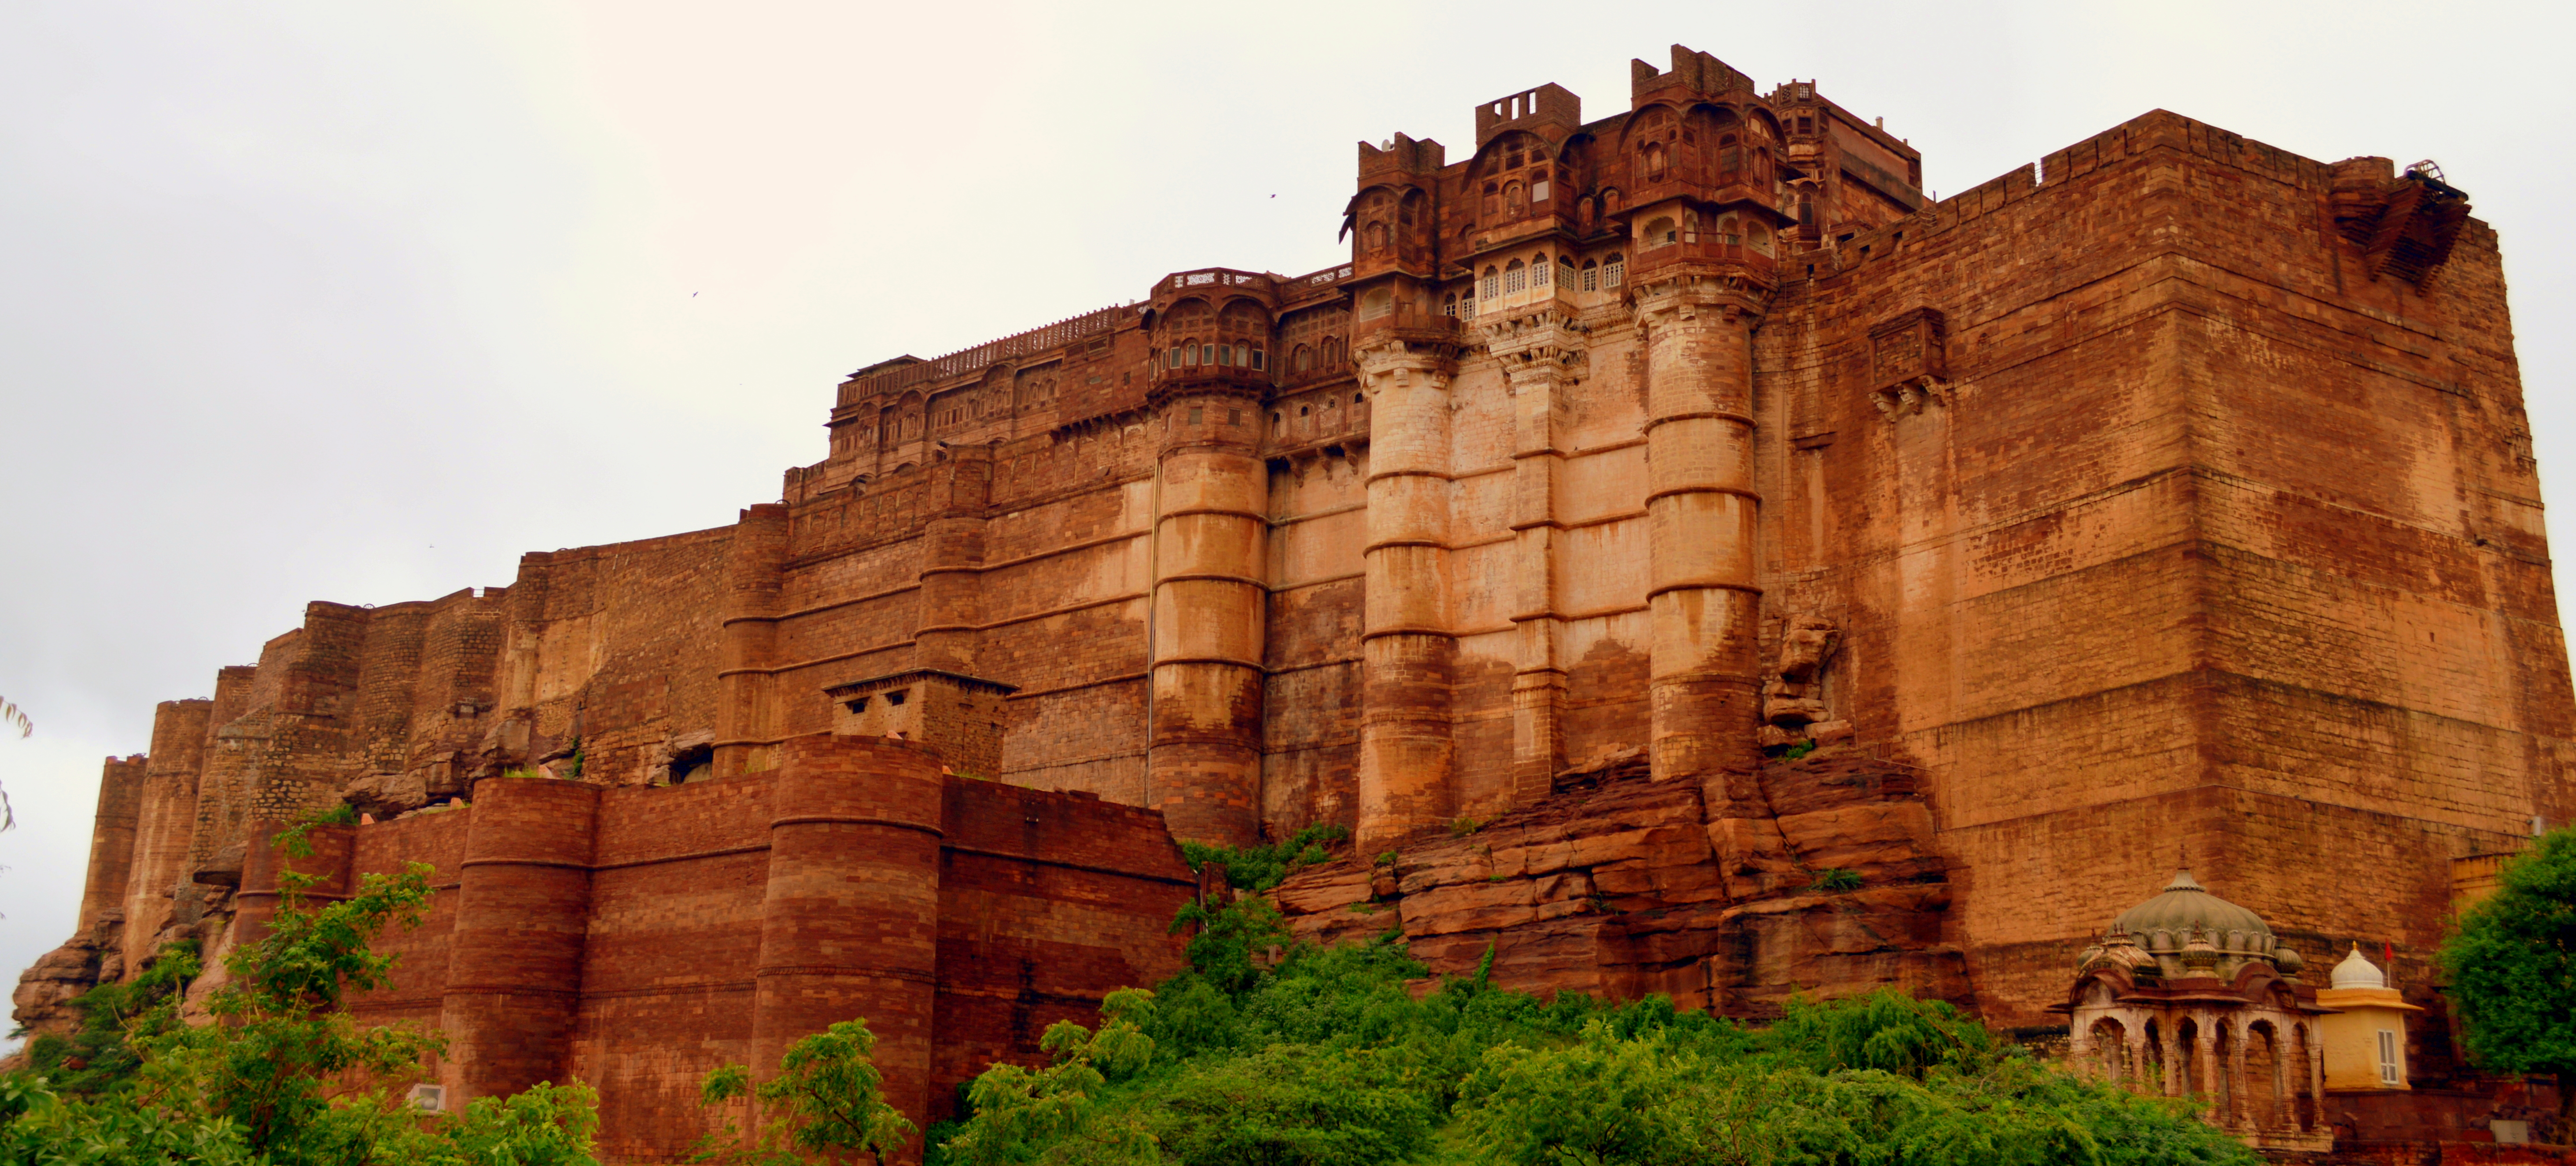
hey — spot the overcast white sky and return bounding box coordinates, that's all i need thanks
[4,0,2572,993]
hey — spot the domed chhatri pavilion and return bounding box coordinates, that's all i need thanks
[2060,871,2335,1153]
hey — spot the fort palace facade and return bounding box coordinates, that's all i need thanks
[22,44,2570,1160]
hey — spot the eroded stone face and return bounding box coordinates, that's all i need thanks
[20,44,2569,1157]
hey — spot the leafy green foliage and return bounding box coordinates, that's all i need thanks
[1810,867,1864,893]
[929,894,2260,1165]
[692,1019,915,1164]
[1782,740,1817,761]
[23,942,199,1098]
[2442,829,2576,1127]
[299,802,360,828]
[1176,823,1349,892]
[1,823,601,1165]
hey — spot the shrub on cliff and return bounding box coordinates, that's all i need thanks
[0,824,601,1166]
[928,895,2260,1166]
[690,1019,916,1164]
[1179,823,1349,893]
[2443,827,2576,1136]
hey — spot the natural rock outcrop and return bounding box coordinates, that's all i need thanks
[1275,744,1972,1016]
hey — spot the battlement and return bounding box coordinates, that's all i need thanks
[1473,83,1580,148]
[1630,44,1749,106]
[1359,131,1445,177]
[838,303,1131,406]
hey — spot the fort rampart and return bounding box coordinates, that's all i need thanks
[21,43,2572,1160]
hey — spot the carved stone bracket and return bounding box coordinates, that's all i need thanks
[1487,313,1590,390]
[1867,308,1947,419]
[1870,377,1953,417]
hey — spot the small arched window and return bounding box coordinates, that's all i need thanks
[1504,181,1526,213]
[1480,265,1500,300]
[1364,221,1388,250]
[1271,412,1283,434]
[1644,143,1666,180]
[1250,347,1265,371]
[1748,223,1772,256]
[1530,254,1550,288]
[1644,217,1677,248]
[1559,255,1577,287]
[1579,259,1599,292]
[1442,292,1457,316]
[1503,259,1526,294]
[1183,342,1199,367]
[1360,287,1392,320]
[1293,345,1314,373]
[1603,254,1625,287]
[1602,188,1621,213]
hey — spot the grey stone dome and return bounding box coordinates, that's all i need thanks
[2113,870,2273,946]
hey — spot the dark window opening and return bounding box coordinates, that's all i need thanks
[668,743,715,786]
[884,689,908,706]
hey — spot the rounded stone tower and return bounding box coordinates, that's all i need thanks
[1141,274,1276,846]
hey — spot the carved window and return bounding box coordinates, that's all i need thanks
[1504,181,1526,213]
[1480,265,1500,300]
[1603,254,1624,287]
[1442,292,1457,316]
[1364,221,1388,250]
[1293,345,1313,372]
[1644,143,1666,180]
[1503,259,1526,293]
[1530,253,1550,287]
[1579,259,1598,291]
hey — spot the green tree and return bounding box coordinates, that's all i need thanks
[1,821,601,1166]
[693,1019,916,1164]
[2442,828,2576,1134]
[925,887,2259,1166]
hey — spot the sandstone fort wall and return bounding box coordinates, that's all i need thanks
[23,45,2569,1160]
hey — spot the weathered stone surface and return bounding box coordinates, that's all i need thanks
[341,770,431,820]
[21,39,2572,1159]
[1275,744,1970,1017]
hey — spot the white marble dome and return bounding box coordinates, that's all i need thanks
[2329,945,2386,989]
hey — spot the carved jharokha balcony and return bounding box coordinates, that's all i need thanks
[1627,237,1779,284]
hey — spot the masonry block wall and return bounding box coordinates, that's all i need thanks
[24,40,2571,1119]
[218,736,1190,1164]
